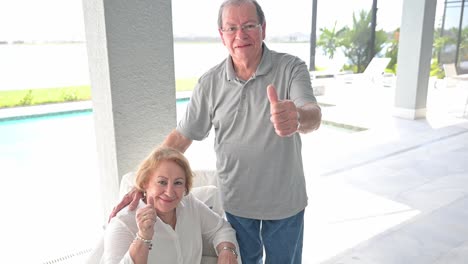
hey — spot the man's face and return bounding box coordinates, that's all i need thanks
[218,2,266,64]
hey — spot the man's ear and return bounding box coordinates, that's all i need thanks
[261,22,266,40]
[219,29,227,46]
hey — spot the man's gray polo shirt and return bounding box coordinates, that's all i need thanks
[177,44,317,220]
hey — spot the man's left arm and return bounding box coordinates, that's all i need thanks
[296,102,322,134]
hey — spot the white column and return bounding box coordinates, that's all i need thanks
[82,0,176,220]
[393,0,437,119]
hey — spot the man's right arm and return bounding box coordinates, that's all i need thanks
[161,129,193,153]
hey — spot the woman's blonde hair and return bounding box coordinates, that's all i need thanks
[134,147,193,194]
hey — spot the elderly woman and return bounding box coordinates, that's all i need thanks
[101,147,239,264]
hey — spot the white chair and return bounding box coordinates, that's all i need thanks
[442,63,468,87]
[338,57,392,87]
[310,62,348,80]
[309,59,352,96]
[442,64,468,117]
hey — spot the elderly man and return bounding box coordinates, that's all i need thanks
[113,0,321,263]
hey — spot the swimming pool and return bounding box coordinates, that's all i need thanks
[0,109,101,263]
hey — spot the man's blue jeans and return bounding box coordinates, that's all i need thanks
[225,210,304,264]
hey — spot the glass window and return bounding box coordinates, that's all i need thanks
[458,1,468,73]
[440,2,461,64]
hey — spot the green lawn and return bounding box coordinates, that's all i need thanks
[0,77,198,108]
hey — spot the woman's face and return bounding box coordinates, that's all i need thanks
[144,160,186,215]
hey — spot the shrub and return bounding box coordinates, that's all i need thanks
[18,90,34,106]
[61,89,79,101]
[430,59,445,79]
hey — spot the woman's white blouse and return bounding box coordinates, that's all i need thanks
[101,193,237,264]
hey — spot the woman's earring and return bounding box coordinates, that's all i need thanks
[142,191,147,201]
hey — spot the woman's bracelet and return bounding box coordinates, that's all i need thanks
[220,246,238,259]
[134,233,153,250]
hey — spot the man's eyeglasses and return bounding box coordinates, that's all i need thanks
[220,23,261,35]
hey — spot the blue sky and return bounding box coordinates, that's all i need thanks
[0,0,444,41]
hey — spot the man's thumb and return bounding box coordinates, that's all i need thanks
[267,84,278,104]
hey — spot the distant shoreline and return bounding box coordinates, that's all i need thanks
[0,42,318,92]
[0,38,310,45]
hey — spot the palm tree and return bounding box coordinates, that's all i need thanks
[316,22,346,59]
[340,10,387,73]
[457,26,468,65]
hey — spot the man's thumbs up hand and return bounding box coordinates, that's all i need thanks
[267,84,300,137]
[267,84,279,104]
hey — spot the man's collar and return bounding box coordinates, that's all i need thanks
[225,43,272,82]
[255,43,272,77]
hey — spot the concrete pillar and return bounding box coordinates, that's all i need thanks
[393,0,437,119]
[82,0,176,221]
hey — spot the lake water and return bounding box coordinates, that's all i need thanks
[0,42,339,91]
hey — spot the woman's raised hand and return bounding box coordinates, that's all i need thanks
[136,196,157,239]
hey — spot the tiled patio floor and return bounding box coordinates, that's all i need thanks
[298,79,468,264]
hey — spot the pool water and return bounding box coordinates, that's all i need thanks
[0,109,101,263]
[0,101,198,262]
